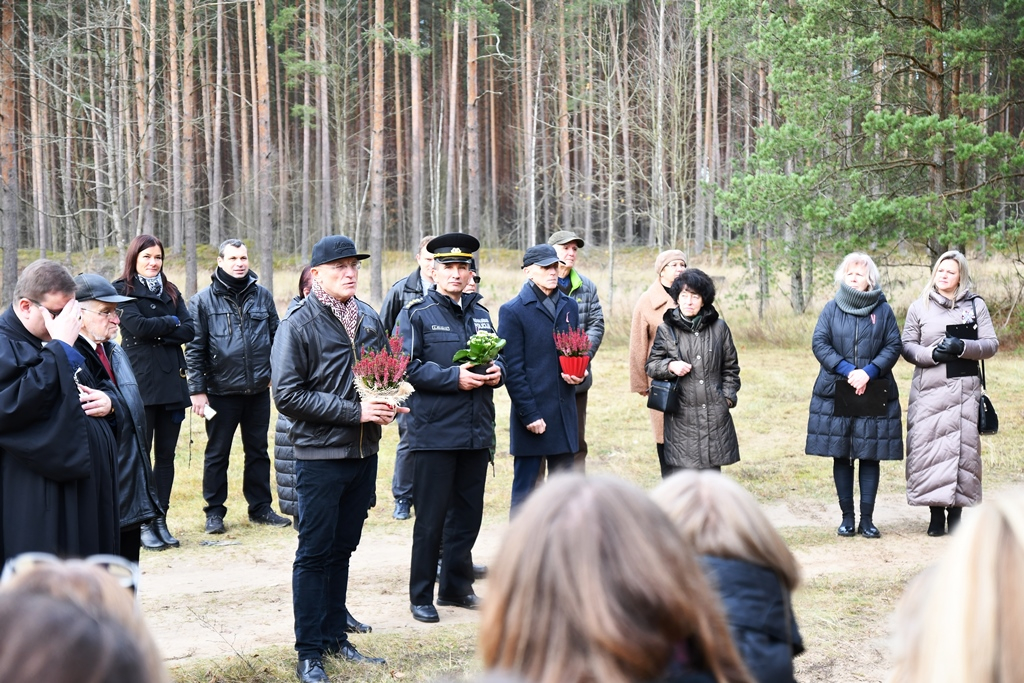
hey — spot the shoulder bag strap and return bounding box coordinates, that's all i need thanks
[971,298,986,390]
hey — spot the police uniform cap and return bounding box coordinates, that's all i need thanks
[427,233,479,264]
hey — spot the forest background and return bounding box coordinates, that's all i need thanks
[2,0,1024,314]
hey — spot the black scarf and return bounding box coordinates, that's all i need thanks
[216,267,250,294]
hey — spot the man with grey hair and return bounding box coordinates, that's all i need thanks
[379,235,436,521]
[186,239,287,534]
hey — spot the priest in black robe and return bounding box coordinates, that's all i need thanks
[0,260,119,564]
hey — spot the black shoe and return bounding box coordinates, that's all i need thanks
[858,522,881,539]
[411,603,440,623]
[837,523,856,537]
[393,498,412,521]
[947,506,962,533]
[296,658,329,683]
[927,506,946,537]
[335,643,385,665]
[473,563,488,580]
[140,523,168,551]
[153,516,180,547]
[250,509,292,528]
[345,610,372,634]
[205,515,226,534]
[437,593,482,610]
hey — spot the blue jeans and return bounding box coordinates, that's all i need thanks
[292,456,376,659]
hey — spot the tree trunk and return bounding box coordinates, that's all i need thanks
[129,0,153,236]
[254,0,273,294]
[369,0,386,303]
[443,6,460,234]
[409,0,424,248]
[210,0,225,246]
[1,0,18,303]
[183,0,198,295]
[557,2,571,232]
[466,14,481,238]
[167,0,183,254]
[300,0,312,258]
[317,0,330,242]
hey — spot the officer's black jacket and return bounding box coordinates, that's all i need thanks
[396,289,505,452]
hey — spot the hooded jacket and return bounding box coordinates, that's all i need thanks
[645,306,741,469]
[901,291,998,507]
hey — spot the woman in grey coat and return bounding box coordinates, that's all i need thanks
[805,253,903,538]
[646,268,740,473]
[901,251,998,536]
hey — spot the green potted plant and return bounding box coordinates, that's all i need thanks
[553,327,591,377]
[452,331,506,374]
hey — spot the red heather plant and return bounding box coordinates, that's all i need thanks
[552,327,591,357]
[354,334,410,391]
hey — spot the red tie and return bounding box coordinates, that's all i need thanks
[96,343,116,385]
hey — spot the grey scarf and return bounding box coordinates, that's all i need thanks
[834,282,882,316]
[137,274,163,297]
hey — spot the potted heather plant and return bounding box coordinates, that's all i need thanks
[353,333,415,407]
[553,327,592,378]
[452,330,506,374]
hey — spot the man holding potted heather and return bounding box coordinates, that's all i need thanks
[499,244,586,513]
[394,233,505,624]
[272,235,399,682]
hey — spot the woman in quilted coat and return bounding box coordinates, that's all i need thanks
[901,251,998,536]
[805,253,903,539]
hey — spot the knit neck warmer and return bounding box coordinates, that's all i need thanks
[312,279,359,340]
[834,282,882,316]
[216,267,250,294]
[137,274,163,297]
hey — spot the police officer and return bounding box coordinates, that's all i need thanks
[396,233,504,623]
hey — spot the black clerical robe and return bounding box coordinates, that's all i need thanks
[0,307,119,563]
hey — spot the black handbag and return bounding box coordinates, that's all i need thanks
[647,326,680,414]
[978,357,998,435]
[647,379,679,414]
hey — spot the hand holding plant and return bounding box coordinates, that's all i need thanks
[552,327,592,357]
[452,331,506,367]
[353,333,415,407]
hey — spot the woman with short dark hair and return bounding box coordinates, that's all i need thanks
[645,269,741,474]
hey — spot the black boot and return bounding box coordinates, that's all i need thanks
[837,498,856,537]
[153,516,180,548]
[947,506,962,533]
[140,523,168,551]
[858,503,880,538]
[927,506,946,537]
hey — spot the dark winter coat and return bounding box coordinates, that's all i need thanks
[272,295,389,459]
[498,282,580,457]
[186,269,279,396]
[560,268,605,393]
[0,307,120,563]
[805,295,904,461]
[902,291,998,507]
[75,337,163,529]
[645,306,741,469]
[380,268,429,333]
[113,277,194,409]
[396,289,504,452]
[702,556,804,683]
[273,295,304,518]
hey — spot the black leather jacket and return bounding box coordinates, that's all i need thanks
[396,289,504,452]
[186,270,279,396]
[271,296,389,459]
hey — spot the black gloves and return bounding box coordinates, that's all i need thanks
[935,335,966,357]
[932,336,965,364]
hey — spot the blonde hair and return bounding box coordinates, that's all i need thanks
[921,250,972,303]
[479,474,752,683]
[889,491,1024,683]
[833,252,880,288]
[2,562,168,683]
[651,471,800,591]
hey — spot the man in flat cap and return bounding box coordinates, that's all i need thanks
[395,233,504,623]
[547,230,604,472]
[498,244,585,512]
[272,235,397,682]
[74,273,165,558]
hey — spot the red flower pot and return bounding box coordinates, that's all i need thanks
[559,355,590,378]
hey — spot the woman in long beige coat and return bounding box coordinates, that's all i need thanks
[629,250,687,477]
[901,251,998,537]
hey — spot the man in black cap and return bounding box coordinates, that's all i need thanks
[272,235,397,682]
[74,273,165,558]
[186,239,288,534]
[546,230,604,472]
[498,245,585,512]
[0,260,120,564]
[395,233,504,623]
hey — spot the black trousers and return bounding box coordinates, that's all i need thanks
[202,390,273,518]
[409,448,489,606]
[144,405,184,511]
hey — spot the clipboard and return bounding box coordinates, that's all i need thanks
[944,322,979,379]
[834,381,888,417]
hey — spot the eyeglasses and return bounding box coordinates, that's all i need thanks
[81,307,124,319]
[664,260,687,270]
[27,300,65,317]
[321,262,361,272]
[0,552,141,596]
